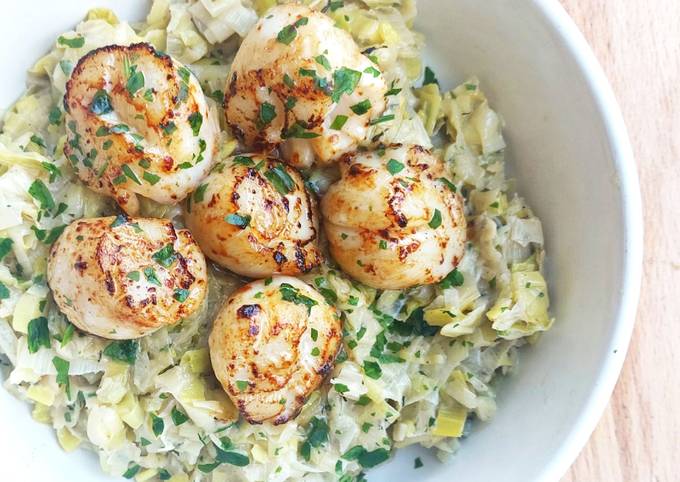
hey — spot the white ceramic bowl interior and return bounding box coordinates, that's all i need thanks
[0,1,642,481]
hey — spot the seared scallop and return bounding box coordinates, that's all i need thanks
[321,144,467,289]
[64,42,219,215]
[47,216,207,339]
[184,153,322,278]
[209,276,341,424]
[224,4,387,169]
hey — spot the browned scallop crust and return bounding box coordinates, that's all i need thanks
[63,42,217,214]
[321,144,467,289]
[185,154,323,278]
[47,216,207,339]
[209,277,341,424]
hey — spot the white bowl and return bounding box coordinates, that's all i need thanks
[0,1,642,481]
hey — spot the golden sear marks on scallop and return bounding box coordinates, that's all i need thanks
[209,277,341,424]
[184,153,322,278]
[322,144,467,289]
[47,216,207,339]
[64,42,219,214]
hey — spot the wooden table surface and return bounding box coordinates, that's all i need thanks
[558,1,680,481]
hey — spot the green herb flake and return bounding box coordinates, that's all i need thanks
[90,89,113,115]
[315,54,331,70]
[438,177,457,192]
[103,340,139,364]
[277,16,308,45]
[356,394,371,406]
[143,171,160,185]
[152,243,176,268]
[283,73,295,88]
[330,115,348,130]
[173,289,189,303]
[171,407,189,426]
[258,102,276,129]
[28,179,55,211]
[193,183,209,203]
[151,413,164,436]
[58,35,85,48]
[350,99,372,115]
[414,457,424,469]
[126,68,145,96]
[440,268,464,289]
[331,67,362,103]
[160,121,177,136]
[52,356,71,398]
[279,283,318,314]
[236,380,249,392]
[334,383,349,394]
[369,114,395,125]
[386,158,404,175]
[225,213,251,228]
[364,66,381,77]
[127,271,140,282]
[27,317,50,353]
[216,448,250,467]
[423,66,439,86]
[188,111,203,136]
[311,347,320,356]
[121,164,141,185]
[48,107,62,125]
[428,209,442,229]
[283,121,320,139]
[285,96,297,110]
[379,240,388,250]
[363,360,382,379]
[40,162,62,183]
[0,282,9,300]
[110,123,129,134]
[264,164,296,195]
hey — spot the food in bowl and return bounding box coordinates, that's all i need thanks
[0,1,553,481]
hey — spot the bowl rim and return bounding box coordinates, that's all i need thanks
[534,1,643,480]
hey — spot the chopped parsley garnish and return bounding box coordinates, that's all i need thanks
[233,156,254,166]
[385,86,402,96]
[48,107,62,125]
[440,268,464,288]
[299,68,316,77]
[465,83,477,91]
[90,89,113,115]
[342,446,391,468]
[143,171,160,185]
[369,114,395,125]
[28,179,55,211]
[236,380,249,391]
[283,121,320,139]
[40,162,61,183]
[173,289,189,303]
[386,158,404,175]
[311,328,319,341]
[279,283,318,314]
[151,413,164,436]
[423,66,439,86]
[257,102,276,129]
[438,177,457,192]
[264,165,295,195]
[121,164,141,185]
[57,35,85,48]
[428,209,442,229]
[350,99,372,115]
[334,383,349,394]
[225,213,251,228]
[126,66,145,95]
[127,271,140,282]
[363,360,382,379]
[285,96,297,110]
[110,214,128,228]
[329,0,344,11]
[143,267,161,286]
[30,135,46,149]
[356,394,371,406]
[95,126,110,137]
[152,243,176,268]
[283,73,295,88]
[276,16,308,45]
[0,238,12,261]
[414,457,424,469]
[379,240,388,250]
[315,54,331,70]
[188,111,203,136]
[143,89,154,102]
[300,416,329,461]
[52,356,70,398]
[364,66,381,77]
[27,317,50,353]
[160,121,177,135]
[122,464,141,479]
[103,340,138,364]
[330,114,348,130]
[102,140,113,150]
[193,183,209,203]
[216,448,250,467]
[0,282,9,300]
[311,347,320,356]
[110,124,130,134]
[331,67,362,102]
[171,407,189,426]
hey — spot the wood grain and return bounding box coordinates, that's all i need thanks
[559,1,680,481]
